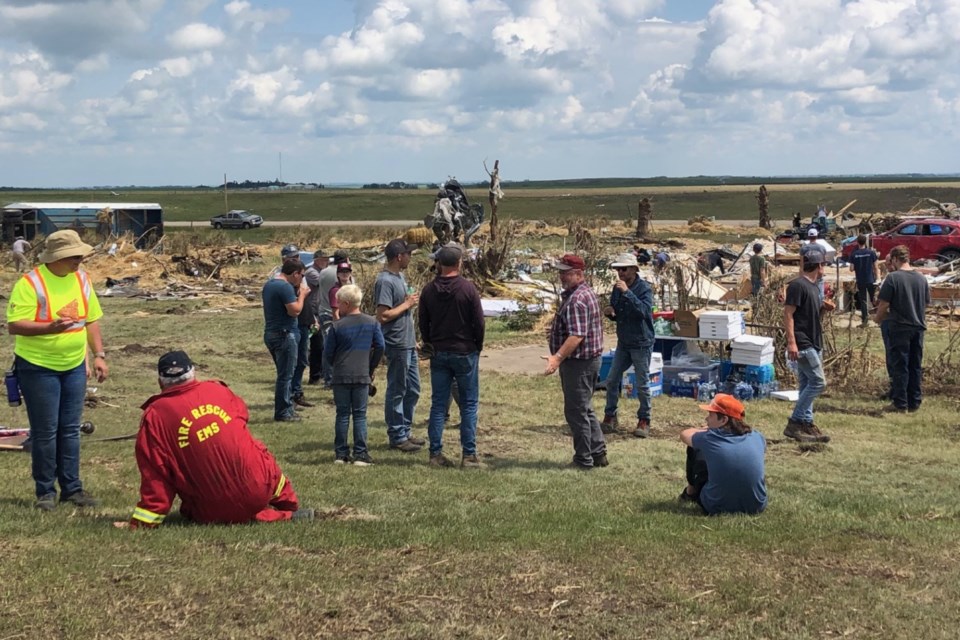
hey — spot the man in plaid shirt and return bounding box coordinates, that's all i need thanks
[544,254,607,469]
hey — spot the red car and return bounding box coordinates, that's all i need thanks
[842,218,960,263]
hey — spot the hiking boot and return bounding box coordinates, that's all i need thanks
[390,439,422,453]
[803,422,831,443]
[407,435,426,446]
[333,455,353,465]
[568,460,593,471]
[881,403,907,414]
[633,419,651,439]
[61,491,100,508]
[292,394,314,408]
[352,453,375,466]
[783,418,817,443]
[429,453,456,468]
[601,414,618,433]
[292,508,315,522]
[461,454,481,469]
[908,405,920,413]
[35,493,57,512]
[593,452,609,468]
[275,414,302,423]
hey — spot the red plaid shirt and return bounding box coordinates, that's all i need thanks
[549,282,603,359]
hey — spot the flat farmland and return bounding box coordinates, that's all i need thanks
[3,181,958,224]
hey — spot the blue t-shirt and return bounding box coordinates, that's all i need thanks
[691,429,767,515]
[851,247,877,285]
[262,278,297,333]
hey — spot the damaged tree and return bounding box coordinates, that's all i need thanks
[757,185,772,230]
[637,197,653,238]
[485,159,504,244]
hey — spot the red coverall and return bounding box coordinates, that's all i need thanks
[130,379,299,528]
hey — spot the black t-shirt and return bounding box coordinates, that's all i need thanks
[878,270,930,330]
[785,276,822,351]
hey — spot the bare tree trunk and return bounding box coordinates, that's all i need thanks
[486,159,502,244]
[637,197,653,238]
[757,185,772,230]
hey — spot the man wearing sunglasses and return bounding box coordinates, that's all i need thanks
[602,252,655,438]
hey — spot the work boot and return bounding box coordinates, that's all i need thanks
[292,393,314,408]
[292,508,315,522]
[881,403,907,414]
[803,422,831,443]
[678,487,698,503]
[461,454,482,469]
[601,414,618,433]
[60,491,100,508]
[783,418,817,443]
[593,452,609,468]
[429,453,456,468]
[390,439,422,453]
[275,414,302,423]
[633,419,651,439]
[407,435,426,446]
[35,493,57,512]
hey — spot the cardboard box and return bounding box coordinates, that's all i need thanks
[673,309,705,337]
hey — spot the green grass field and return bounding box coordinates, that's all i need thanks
[2,297,959,638]
[3,182,958,224]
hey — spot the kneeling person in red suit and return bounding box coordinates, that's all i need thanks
[128,350,312,528]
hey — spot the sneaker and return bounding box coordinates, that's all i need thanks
[390,439,422,453]
[783,418,817,443]
[593,453,609,468]
[292,394,314,408]
[803,423,831,443]
[601,414,618,433]
[275,414,302,423]
[461,454,481,469]
[407,435,426,446]
[882,403,907,414]
[60,490,100,508]
[35,493,57,511]
[333,455,353,465]
[352,453,375,466]
[291,508,315,522]
[429,453,456,468]
[633,419,651,439]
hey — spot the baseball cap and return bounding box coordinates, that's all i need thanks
[800,243,827,265]
[385,238,417,260]
[435,244,463,267]
[281,243,300,259]
[336,262,352,272]
[807,228,819,237]
[158,350,194,377]
[556,254,586,271]
[698,393,745,421]
[428,241,462,260]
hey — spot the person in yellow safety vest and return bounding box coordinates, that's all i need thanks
[5,230,109,511]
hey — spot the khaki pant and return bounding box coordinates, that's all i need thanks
[12,251,27,272]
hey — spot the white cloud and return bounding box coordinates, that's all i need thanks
[400,118,448,136]
[167,23,225,50]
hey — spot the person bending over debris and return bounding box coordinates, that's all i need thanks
[11,236,31,272]
[127,351,313,528]
[679,394,767,516]
[783,244,833,444]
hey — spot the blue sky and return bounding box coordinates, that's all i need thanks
[0,0,958,188]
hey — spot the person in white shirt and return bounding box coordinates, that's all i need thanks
[11,236,31,272]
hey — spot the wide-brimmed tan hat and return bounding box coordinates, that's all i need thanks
[38,230,94,263]
[610,252,639,268]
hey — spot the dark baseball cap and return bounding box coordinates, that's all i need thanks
[332,249,349,263]
[429,241,463,260]
[385,239,417,260]
[436,245,463,267]
[556,254,586,271]
[158,350,193,377]
[800,243,827,265]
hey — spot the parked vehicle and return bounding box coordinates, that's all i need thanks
[210,210,263,229]
[841,218,960,262]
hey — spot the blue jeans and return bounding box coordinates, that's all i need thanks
[751,278,762,296]
[16,357,87,498]
[887,325,924,410]
[292,325,310,397]
[333,384,369,457]
[264,330,297,420]
[384,347,420,445]
[603,346,651,421]
[428,351,479,456]
[880,319,893,386]
[790,347,825,424]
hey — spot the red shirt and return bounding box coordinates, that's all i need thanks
[132,379,286,526]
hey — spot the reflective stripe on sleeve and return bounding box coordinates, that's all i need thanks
[132,507,166,525]
[273,475,287,498]
[24,269,50,321]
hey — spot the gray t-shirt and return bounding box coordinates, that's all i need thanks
[316,264,338,316]
[375,269,414,348]
[879,270,930,330]
[301,264,323,326]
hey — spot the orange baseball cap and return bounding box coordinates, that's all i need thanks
[698,393,745,420]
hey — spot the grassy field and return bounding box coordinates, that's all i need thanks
[3,182,959,224]
[1,294,960,638]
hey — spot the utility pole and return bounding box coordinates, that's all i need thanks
[279,152,282,184]
[223,173,228,213]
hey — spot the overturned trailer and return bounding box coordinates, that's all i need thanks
[1,201,164,246]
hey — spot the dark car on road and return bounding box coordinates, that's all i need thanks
[210,210,264,229]
[841,218,960,263]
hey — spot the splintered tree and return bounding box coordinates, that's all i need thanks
[757,185,772,230]
[637,197,653,238]
[485,159,503,243]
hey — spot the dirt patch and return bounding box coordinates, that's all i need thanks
[318,505,380,522]
[118,343,167,356]
[817,403,883,418]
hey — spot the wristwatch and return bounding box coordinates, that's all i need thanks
[94,351,107,359]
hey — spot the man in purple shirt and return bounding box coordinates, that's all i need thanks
[544,254,606,469]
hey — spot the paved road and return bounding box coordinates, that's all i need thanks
[166,219,762,228]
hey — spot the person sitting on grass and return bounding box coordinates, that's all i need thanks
[323,284,385,465]
[678,394,767,516]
